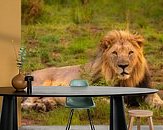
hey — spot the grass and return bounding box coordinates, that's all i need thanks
[22,0,163,73]
[21,0,163,125]
[22,97,163,125]
[22,98,110,125]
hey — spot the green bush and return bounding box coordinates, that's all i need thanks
[71,2,93,24]
[22,0,44,24]
[39,34,60,43]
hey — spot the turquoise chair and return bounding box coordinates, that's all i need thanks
[65,79,95,130]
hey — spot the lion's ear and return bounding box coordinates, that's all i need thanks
[100,39,111,50]
[134,35,144,47]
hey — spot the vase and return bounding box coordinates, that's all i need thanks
[12,72,27,91]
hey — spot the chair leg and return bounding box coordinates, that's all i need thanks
[66,109,74,130]
[87,109,95,130]
[148,117,154,130]
[137,117,141,130]
[128,116,134,130]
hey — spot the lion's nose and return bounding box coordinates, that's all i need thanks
[118,64,129,69]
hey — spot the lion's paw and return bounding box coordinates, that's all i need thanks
[145,93,163,109]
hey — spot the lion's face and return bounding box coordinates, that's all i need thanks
[104,41,139,80]
[100,30,145,81]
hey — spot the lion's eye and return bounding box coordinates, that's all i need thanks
[129,51,134,55]
[112,51,117,55]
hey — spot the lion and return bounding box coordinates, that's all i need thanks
[91,30,163,107]
[21,30,163,111]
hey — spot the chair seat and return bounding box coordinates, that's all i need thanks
[128,110,154,130]
[128,110,153,117]
[65,97,95,109]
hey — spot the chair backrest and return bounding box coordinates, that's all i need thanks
[66,79,94,108]
[70,79,89,87]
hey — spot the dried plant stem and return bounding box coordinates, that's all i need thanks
[11,40,18,60]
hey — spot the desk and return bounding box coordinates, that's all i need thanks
[0,86,158,130]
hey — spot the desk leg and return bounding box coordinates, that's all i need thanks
[0,96,18,130]
[110,96,127,130]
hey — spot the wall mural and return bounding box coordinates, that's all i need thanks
[21,0,163,125]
